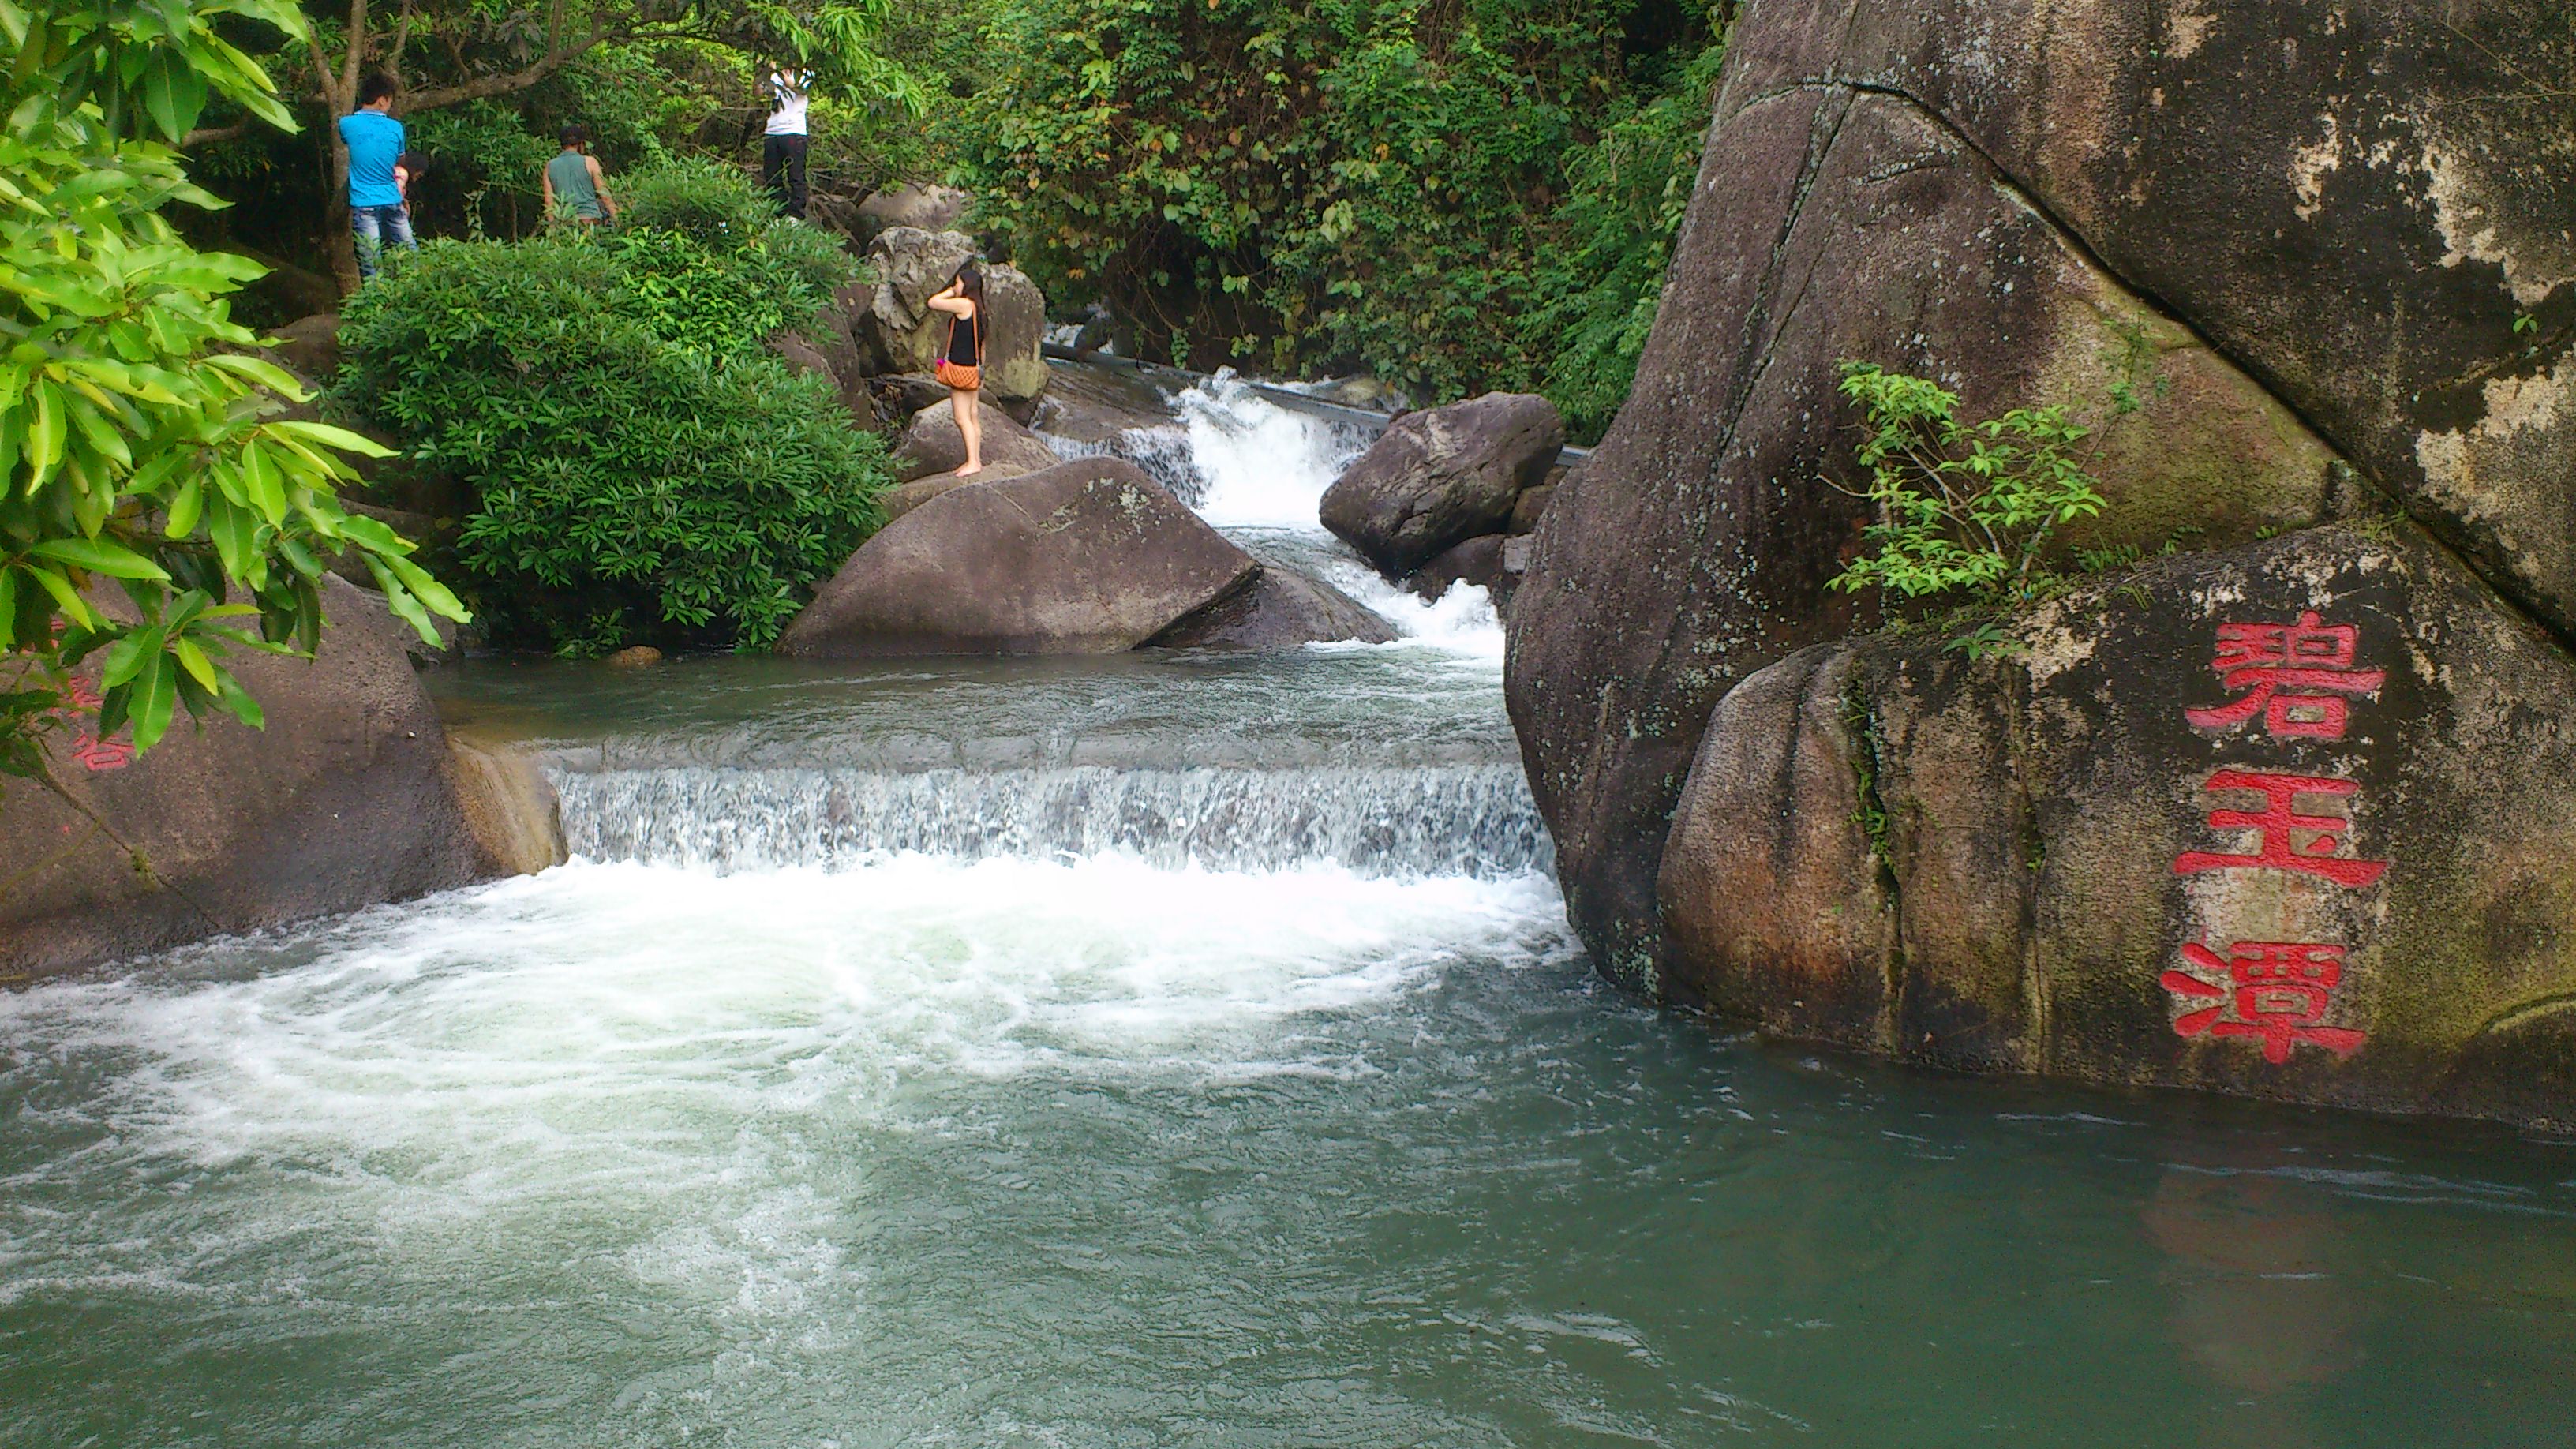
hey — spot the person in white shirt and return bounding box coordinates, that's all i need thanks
[763,65,812,219]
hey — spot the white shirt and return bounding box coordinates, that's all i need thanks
[765,70,811,137]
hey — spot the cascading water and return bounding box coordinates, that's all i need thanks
[1174,370,1376,529]
[6,367,2574,1447]
[555,765,1548,876]
[522,364,1521,883]
[1031,422,1208,505]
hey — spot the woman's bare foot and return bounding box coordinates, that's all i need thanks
[952,462,984,477]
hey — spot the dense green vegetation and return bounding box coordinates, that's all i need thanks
[182,0,1731,442]
[118,0,1739,707]
[335,163,890,653]
[946,0,1729,436]
[0,0,461,794]
[182,0,921,292]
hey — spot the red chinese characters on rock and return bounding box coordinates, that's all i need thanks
[2170,770,2387,887]
[69,734,136,771]
[52,676,133,773]
[2167,609,2388,1064]
[2162,942,2368,1063]
[2183,611,2386,742]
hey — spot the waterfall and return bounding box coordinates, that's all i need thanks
[550,762,1550,878]
[1032,425,1210,506]
[1035,369,1374,522]
[1174,371,1376,530]
[532,364,1533,882]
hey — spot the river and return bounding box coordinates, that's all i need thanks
[3,376,2574,1446]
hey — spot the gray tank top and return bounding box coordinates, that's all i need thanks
[546,151,602,219]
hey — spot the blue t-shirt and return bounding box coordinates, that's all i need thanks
[339,110,405,208]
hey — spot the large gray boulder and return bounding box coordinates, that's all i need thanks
[1406,534,1524,615]
[887,398,1062,485]
[268,313,342,380]
[1030,364,1204,504]
[1320,393,1562,576]
[852,183,970,243]
[1658,524,2576,1128]
[0,577,563,980]
[1032,361,1181,447]
[840,227,1049,413]
[775,457,1260,657]
[1151,565,1397,651]
[1507,0,2571,986]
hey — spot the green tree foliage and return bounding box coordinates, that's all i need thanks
[947,0,1724,432]
[1825,362,2109,654]
[1522,37,1724,440]
[0,0,464,792]
[175,0,924,290]
[334,164,889,653]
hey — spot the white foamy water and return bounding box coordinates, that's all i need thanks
[0,856,1567,1293]
[1159,372,1510,661]
[1324,564,1510,663]
[552,763,1547,875]
[1176,371,1373,531]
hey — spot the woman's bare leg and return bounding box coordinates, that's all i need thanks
[953,388,983,477]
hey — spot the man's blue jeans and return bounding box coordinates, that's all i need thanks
[351,204,415,281]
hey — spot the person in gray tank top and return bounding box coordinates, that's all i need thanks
[542,125,616,226]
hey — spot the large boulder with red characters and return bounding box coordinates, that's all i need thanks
[1658,525,2576,1126]
[1505,0,2576,1123]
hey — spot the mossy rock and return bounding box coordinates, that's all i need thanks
[1660,522,2576,1127]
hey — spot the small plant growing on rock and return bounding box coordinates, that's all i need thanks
[1825,362,2109,653]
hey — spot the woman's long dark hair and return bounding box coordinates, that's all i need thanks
[950,260,986,307]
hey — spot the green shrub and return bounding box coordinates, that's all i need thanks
[595,162,861,361]
[613,155,786,248]
[337,229,887,653]
[605,228,802,359]
[754,216,871,301]
[1825,362,2108,653]
[1522,37,1726,443]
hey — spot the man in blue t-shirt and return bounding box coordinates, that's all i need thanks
[338,75,411,282]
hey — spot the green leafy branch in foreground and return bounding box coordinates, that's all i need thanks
[1824,361,2109,658]
[0,0,466,792]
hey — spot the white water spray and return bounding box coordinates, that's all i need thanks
[1158,371,1508,657]
[1174,371,1374,531]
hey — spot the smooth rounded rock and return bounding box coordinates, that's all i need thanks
[1506,0,2576,980]
[0,577,559,979]
[852,183,970,242]
[775,457,1259,658]
[1658,523,2576,1127]
[268,313,342,382]
[1405,534,1521,614]
[1320,392,1561,576]
[1150,564,1397,651]
[888,398,1061,485]
[841,228,1048,411]
[1507,481,1557,536]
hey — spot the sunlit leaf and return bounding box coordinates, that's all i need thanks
[29,537,172,580]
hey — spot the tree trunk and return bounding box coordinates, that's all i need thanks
[316,0,366,296]
[320,123,358,297]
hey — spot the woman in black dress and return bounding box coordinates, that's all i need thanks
[927,263,987,476]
